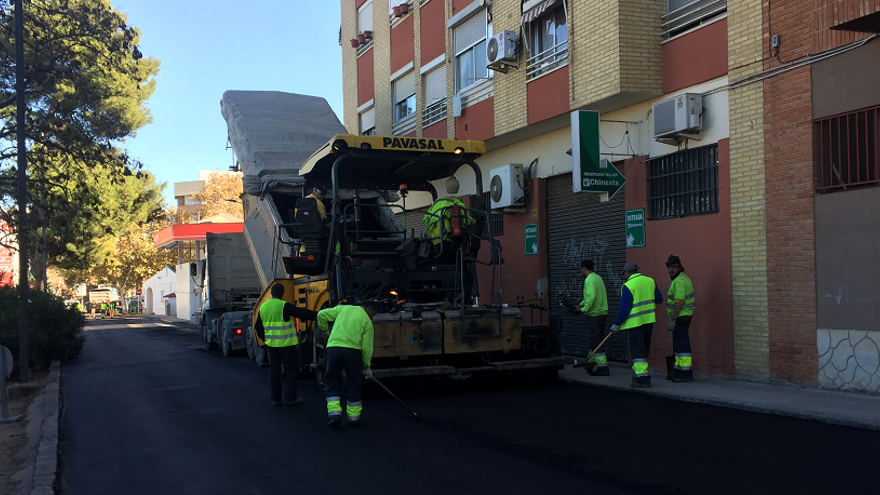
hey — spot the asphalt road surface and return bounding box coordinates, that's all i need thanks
[59,318,880,495]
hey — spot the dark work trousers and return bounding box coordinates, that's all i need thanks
[324,347,364,415]
[673,316,693,370]
[628,323,654,381]
[586,314,608,362]
[267,345,299,403]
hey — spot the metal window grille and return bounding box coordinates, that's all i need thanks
[472,192,504,237]
[422,99,447,128]
[647,144,719,220]
[816,105,880,192]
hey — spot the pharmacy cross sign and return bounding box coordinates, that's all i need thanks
[570,110,626,201]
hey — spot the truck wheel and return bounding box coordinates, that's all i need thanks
[246,331,256,360]
[221,324,233,357]
[202,319,216,351]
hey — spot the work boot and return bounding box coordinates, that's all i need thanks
[328,416,342,428]
[349,418,363,427]
[283,397,304,406]
[672,370,694,383]
[583,362,596,373]
[588,366,610,376]
[630,376,652,389]
[271,399,281,407]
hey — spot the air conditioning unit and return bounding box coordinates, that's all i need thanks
[652,93,703,139]
[489,164,525,209]
[487,30,517,65]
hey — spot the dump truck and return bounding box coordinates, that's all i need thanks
[194,232,262,357]
[220,91,564,381]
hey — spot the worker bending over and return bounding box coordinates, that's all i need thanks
[318,300,378,427]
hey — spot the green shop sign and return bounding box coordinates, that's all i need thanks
[625,208,645,248]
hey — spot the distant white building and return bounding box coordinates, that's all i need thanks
[143,265,176,316]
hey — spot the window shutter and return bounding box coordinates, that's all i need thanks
[393,71,415,103]
[360,107,375,132]
[454,10,487,53]
[423,66,446,105]
[358,1,373,33]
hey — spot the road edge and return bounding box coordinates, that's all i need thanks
[30,361,60,495]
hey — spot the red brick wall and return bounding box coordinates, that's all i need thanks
[455,98,495,141]
[814,0,880,50]
[474,179,549,318]
[623,142,735,377]
[357,49,374,106]
[763,1,820,385]
[390,15,415,75]
[422,120,448,139]
[662,19,728,94]
[452,0,471,14]
[420,0,446,62]
[527,66,570,125]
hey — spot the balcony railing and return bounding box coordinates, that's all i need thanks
[526,41,569,82]
[661,0,727,39]
[422,99,447,128]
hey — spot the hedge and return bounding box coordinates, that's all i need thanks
[0,286,85,378]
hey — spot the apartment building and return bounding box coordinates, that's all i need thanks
[339,0,880,391]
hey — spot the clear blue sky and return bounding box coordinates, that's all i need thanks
[114,1,344,207]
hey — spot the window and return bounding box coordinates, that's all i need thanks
[647,144,719,220]
[663,0,727,39]
[525,5,568,81]
[816,105,879,191]
[454,10,490,93]
[358,0,373,35]
[392,71,416,124]
[422,65,447,127]
[472,192,504,237]
[359,107,376,136]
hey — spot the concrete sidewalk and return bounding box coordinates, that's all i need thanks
[559,361,880,431]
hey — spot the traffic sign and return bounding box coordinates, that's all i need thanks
[571,110,626,201]
[136,289,142,296]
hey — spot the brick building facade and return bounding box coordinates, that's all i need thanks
[338,0,880,391]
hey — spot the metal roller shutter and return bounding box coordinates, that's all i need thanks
[546,173,628,361]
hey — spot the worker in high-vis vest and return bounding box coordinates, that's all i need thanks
[665,255,696,383]
[318,300,378,428]
[610,262,664,389]
[255,283,318,407]
[579,259,610,376]
[422,196,474,246]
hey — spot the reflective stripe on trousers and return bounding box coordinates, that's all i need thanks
[633,359,649,377]
[347,400,363,421]
[326,396,343,417]
[675,353,692,371]
[589,352,608,366]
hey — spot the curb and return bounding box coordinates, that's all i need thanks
[30,361,60,495]
[558,372,880,432]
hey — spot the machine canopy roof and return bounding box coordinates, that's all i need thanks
[298,135,486,191]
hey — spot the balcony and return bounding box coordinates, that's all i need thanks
[526,40,569,83]
[422,99,447,128]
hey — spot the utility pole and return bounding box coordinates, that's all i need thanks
[15,0,30,383]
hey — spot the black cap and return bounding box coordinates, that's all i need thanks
[313,183,327,195]
[666,255,682,267]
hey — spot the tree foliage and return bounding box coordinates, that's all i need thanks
[89,220,176,302]
[195,171,243,220]
[0,0,163,288]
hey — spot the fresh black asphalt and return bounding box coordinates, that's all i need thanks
[58,318,880,494]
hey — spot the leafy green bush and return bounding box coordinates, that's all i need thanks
[0,286,85,378]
